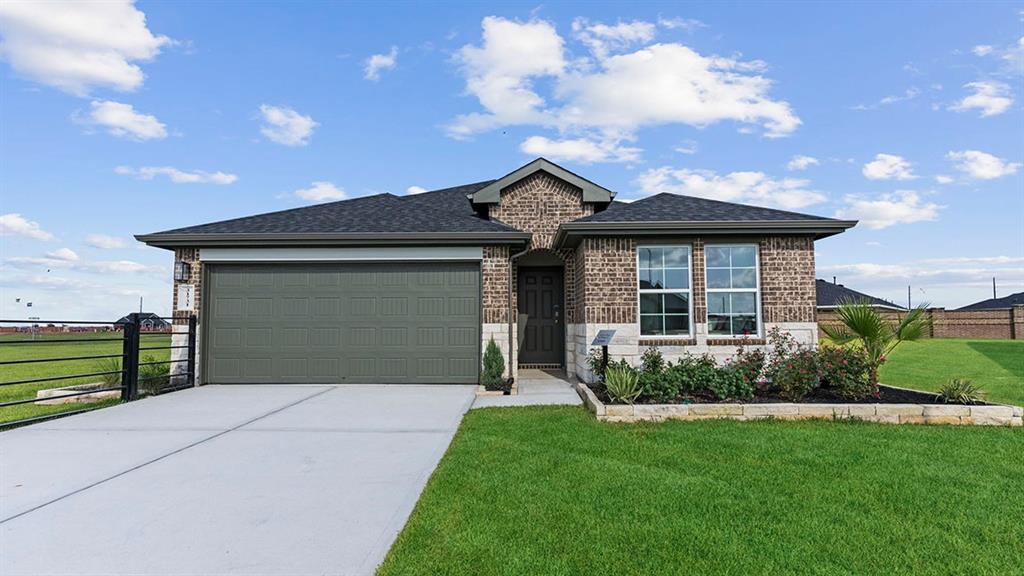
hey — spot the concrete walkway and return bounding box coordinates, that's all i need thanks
[472,369,582,409]
[0,384,475,576]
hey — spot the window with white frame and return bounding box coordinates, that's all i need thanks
[705,244,760,337]
[637,246,691,336]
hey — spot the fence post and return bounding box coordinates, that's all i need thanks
[121,313,140,401]
[186,314,197,387]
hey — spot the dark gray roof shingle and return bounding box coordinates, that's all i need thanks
[816,279,905,309]
[144,180,510,236]
[577,193,837,223]
[956,291,1024,310]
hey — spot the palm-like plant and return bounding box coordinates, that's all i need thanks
[821,300,931,387]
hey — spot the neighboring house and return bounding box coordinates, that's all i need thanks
[115,312,171,331]
[816,279,906,311]
[136,158,855,384]
[956,291,1024,311]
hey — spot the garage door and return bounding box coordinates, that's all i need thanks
[204,263,480,384]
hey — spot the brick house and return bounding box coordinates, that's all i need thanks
[137,158,855,385]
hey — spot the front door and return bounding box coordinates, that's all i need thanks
[517,267,564,365]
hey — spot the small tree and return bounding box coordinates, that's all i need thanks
[481,338,506,390]
[821,300,931,388]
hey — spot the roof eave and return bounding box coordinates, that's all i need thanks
[135,231,532,250]
[553,219,858,248]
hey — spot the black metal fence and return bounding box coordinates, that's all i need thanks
[0,313,197,430]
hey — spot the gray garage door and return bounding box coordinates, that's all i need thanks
[204,263,480,384]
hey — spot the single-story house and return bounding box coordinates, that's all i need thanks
[816,279,906,312]
[114,312,172,331]
[136,158,855,384]
[956,291,1024,311]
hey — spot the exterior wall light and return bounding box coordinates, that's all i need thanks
[173,260,192,283]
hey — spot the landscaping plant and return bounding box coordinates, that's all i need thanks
[771,348,820,401]
[937,378,986,405]
[817,345,874,400]
[604,364,642,404]
[821,300,931,388]
[481,338,506,391]
[138,354,170,395]
[94,356,122,386]
[586,347,609,383]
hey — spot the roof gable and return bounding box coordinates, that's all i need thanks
[470,158,615,204]
[575,193,838,223]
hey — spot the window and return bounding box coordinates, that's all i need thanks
[705,244,760,337]
[637,246,691,336]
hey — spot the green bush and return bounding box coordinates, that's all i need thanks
[818,346,874,400]
[638,370,679,403]
[604,364,642,404]
[586,348,609,383]
[640,347,665,374]
[729,346,765,392]
[94,356,122,386]
[937,378,985,405]
[138,354,170,395]
[772,349,820,401]
[481,339,506,390]
[667,354,719,396]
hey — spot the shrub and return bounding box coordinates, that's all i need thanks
[818,346,874,400]
[604,364,642,404]
[772,349,820,401]
[937,379,985,405]
[730,346,765,392]
[666,354,719,396]
[586,348,608,383]
[638,371,680,403]
[481,339,506,390]
[707,366,754,401]
[640,347,665,374]
[138,354,170,395]
[94,356,122,386]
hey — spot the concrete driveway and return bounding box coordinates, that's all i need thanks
[1,384,476,576]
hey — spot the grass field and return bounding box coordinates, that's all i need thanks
[379,406,1023,576]
[0,331,171,425]
[879,339,1023,406]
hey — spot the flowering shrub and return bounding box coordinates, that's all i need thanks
[729,345,766,392]
[818,346,874,399]
[772,348,820,401]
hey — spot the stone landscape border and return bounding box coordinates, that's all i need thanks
[575,383,1023,427]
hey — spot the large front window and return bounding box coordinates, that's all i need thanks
[638,246,691,336]
[705,244,760,337]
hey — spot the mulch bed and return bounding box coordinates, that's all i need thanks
[593,385,992,406]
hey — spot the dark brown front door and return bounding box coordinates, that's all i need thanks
[517,267,564,365]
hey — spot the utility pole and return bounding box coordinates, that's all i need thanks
[993,277,997,299]
[907,285,911,309]
[139,296,143,314]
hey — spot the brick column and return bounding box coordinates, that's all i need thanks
[1012,305,1024,340]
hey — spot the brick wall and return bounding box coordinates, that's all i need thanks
[820,305,1024,340]
[488,171,593,250]
[481,245,510,324]
[171,247,202,325]
[578,237,638,324]
[760,236,816,324]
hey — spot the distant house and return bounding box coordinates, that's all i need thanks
[956,291,1024,311]
[115,312,171,331]
[816,279,905,311]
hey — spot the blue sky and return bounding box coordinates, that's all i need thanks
[1,1,1021,321]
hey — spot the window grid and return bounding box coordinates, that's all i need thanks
[637,246,692,337]
[705,244,761,338]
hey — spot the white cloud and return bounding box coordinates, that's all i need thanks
[657,17,707,32]
[406,185,427,195]
[85,234,127,249]
[0,213,54,240]
[114,165,237,184]
[82,100,166,140]
[949,81,1013,117]
[447,17,800,144]
[292,181,346,202]
[674,140,698,155]
[947,150,1021,180]
[0,0,171,95]
[572,18,656,59]
[259,104,317,146]
[862,153,916,181]
[835,191,942,229]
[364,46,398,81]
[935,175,954,184]
[46,248,79,261]
[786,155,819,171]
[853,87,920,110]
[520,135,641,163]
[5,255,155,274]
[972,45,994,56]
[636,167,826,209]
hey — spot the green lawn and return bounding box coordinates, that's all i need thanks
[0,331,170,425]
[379,406,1023,576]
[880,339,1024,406]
